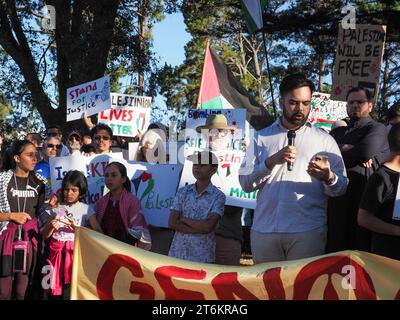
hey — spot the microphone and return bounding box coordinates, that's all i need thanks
[287,130,296,171]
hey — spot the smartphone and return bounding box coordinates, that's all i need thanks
[12,241,28,273]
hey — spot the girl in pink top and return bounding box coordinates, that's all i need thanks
[40,170,96,299]
[93,162,151,249]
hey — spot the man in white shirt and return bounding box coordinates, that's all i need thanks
[239,74,348,263]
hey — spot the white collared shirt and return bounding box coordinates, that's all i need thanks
[239,118,348,233]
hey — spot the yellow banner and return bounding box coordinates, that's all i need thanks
[71,227,400,300]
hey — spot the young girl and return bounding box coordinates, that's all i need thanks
[93,162,151,249]
[0,140,50,300]
[39,170,95,299]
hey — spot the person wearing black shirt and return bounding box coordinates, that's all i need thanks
[0,140,50,299]
[327,87,390,252]
[358,123,400,260]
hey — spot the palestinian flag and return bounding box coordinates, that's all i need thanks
[197,41,273,131]
[241,0,267,34]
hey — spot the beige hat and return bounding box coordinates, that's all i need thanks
[195,114,236,133]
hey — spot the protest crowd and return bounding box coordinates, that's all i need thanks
[0,1,399,298]
[0,71,399,300]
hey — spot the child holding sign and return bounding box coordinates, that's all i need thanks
[93,162,151,249]
[39,170,96,299]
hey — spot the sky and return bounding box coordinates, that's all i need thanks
[151,13,191,125]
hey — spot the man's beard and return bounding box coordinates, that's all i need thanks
[283,108,309,127]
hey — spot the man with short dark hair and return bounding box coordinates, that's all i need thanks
[327,87,390,252]
[239,74,348,263]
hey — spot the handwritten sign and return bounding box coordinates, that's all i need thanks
[66,76,111,122]
[98,93,151,137]
[179,149,257,209]
[185,109,247,153]
[110,159,183,227]
[331,24,386,102]
[308,92,348,131]
[49,153,123,206]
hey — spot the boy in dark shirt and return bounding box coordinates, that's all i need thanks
[358,123,400,260]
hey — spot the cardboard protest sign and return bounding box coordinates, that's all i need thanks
[98,93,151,137]
[331,24,386,102]
[185,108,247,153]
[66,76,111,122]
[110,159,183,227]
[179,149,257,209]
[308,92,348,131]
[49,153,123,206]
[181,109,256,209]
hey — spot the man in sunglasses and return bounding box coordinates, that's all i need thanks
[34,136,63,184]
[45,125,70,157]
[67,131,83,155]
[328,87,390,253]
[89,123,113,155]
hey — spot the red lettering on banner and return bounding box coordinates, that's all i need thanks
[211,272,258,300]
[96,254,155,300]
[293,256,377,300]
[263,267,286,300]
[154,266,206,300]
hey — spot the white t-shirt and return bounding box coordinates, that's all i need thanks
[50,202,94,242]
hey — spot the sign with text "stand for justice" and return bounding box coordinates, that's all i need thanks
[66,76,111,122]
[331,24,386,103]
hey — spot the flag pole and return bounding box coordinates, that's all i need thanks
[261,31,277,120]
[196,38,211,109]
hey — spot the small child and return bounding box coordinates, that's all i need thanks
[168,151,226,263]
[93,162,151,249]
[39,170,95,299]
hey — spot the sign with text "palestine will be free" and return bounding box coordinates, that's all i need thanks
[331,24,386,103]
[98,93,152,138]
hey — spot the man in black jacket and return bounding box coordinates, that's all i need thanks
[327,87,390,252]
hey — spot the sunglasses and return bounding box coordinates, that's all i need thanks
[47,143,63,150]
[69,135,81,142]
[94,135,111,141]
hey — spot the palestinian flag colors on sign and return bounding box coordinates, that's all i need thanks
[197,41,273,131]
[241,0,268,34]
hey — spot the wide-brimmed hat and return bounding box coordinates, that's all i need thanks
[186,150,219,167]
[195,114,236,133]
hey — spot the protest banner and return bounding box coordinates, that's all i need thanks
[308,92,348,131]
[98,93,152,137]
[49,153,123,206]
[66,76,111,122]
[181,108,256,208]
[71,227,400,300]
[110,159,183,227]
[331,24,386,102]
